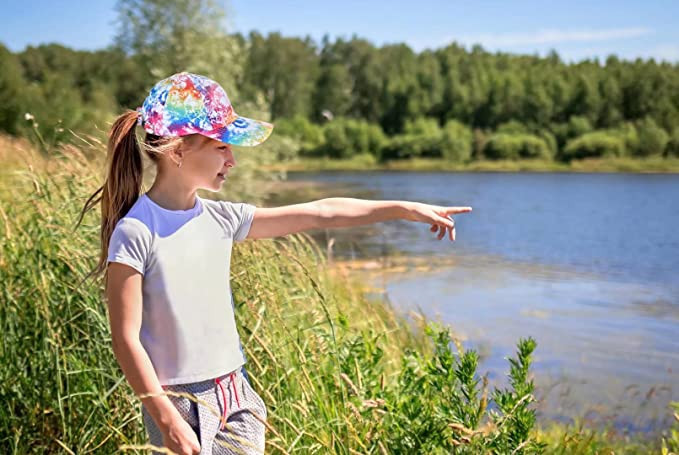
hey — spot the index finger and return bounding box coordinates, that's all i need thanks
[445,207,473,214]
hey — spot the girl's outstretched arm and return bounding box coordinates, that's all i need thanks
[246,198,472,242]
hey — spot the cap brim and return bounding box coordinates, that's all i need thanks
[203,115,274,147]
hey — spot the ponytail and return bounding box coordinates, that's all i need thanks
[76,110,144,285]
[76,109,186,286]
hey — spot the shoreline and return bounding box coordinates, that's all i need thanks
[261,156,679,174]
[326,254,679,435]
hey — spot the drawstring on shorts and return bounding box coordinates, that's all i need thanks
[214,371,240,431]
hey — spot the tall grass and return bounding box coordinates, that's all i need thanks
[0,133,676,453]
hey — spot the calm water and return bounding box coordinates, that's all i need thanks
[268,171,679,431]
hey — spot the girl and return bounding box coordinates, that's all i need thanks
[79,71,472,455]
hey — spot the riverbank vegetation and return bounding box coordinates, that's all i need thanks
[0,132,677,453]
[262,155,679,173]
[0,131,548,453]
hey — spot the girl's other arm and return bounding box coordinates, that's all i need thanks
[105,263,182,429]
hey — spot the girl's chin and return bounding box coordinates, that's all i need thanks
[202,174,226,191]
[203,181,224,192]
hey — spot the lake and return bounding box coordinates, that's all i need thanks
[264,170,679,432]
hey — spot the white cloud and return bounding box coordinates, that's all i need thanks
[407,27,669,62]
[455,27,652,47]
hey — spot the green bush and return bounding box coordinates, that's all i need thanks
[538,130,558,157]
[496,120,529,134]
[634,117,669,157]
[379,324,545,453]
[317,117,386,159]
[473,128,489,160]
[378,118,472,162]
[440,120,473,162]
[666,128,679,158]
[551,116,593,151]
[661,402,679,453]
[563,131,626,161]
[378,117,440,160]
[272,115,324,152]
[403,117,441,137]
[379,134,426,160]
[484,133,552,160]
[568,116,593,138]
[616,123,639,157]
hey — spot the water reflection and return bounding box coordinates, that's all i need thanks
[262,170,679,431]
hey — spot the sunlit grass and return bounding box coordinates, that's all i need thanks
[0,132,677,453]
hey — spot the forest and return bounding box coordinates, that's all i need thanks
[1,2,678,165]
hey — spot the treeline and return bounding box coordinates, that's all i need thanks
[241,34,679,162]
[2,31,679,162]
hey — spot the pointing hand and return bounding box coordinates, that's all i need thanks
[404,203,472,242]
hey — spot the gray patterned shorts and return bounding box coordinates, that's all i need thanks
[141,365,268,454]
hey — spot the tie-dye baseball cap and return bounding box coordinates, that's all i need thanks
[136,71,273,147]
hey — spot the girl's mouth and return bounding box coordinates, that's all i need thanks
[217,172,226,180]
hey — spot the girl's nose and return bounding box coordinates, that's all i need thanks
[224,149,236,167]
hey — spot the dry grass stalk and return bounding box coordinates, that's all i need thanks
[340,373,360,396]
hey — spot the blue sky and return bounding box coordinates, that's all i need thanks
[2,0,678,63]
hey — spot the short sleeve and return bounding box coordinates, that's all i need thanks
[218,201,257,242]
[107,217,152,275]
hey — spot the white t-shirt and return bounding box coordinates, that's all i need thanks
[106,193,256,385]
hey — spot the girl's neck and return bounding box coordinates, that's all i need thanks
[145,185,198,212]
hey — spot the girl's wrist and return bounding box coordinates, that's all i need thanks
[143,394,183,430]
[398,201,417,221]
[159,412,190,434]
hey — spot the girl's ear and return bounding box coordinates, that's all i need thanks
[166,142,184,164]
[179,134,203,154]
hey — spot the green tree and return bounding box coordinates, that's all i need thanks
[334,37,383,123]
[522,71,553,127]
[411,51,444,119]
[597,74,623,127]
[114,0,244,99]
[566,72,601,124]
[14,44,128,148]
[241,32,319,119]
[18,72,87,151]
[0,44,27,135]
[376,44,419,134]
[312,63,352,120]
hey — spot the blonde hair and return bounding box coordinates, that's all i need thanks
[75,110,188,286]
